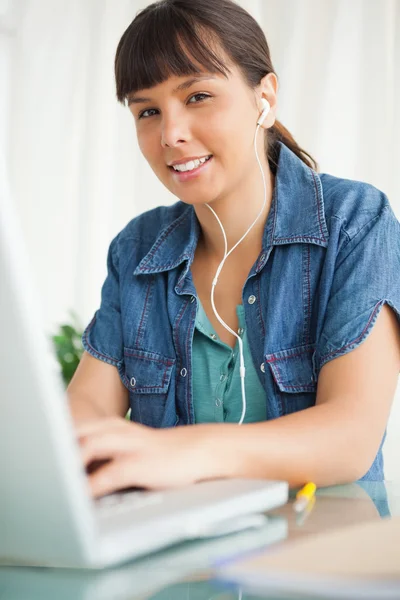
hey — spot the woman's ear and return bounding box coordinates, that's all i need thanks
[257,72,278,130]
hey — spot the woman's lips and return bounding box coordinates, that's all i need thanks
[169,156,213,182]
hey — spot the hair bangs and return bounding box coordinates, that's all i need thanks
[115,3,231,104]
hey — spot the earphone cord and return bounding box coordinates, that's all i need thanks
[205,122,267,425]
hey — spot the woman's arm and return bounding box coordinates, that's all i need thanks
[67,352,129,425]
[206,304,400,486]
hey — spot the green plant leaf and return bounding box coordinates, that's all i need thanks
[51,316,84,387]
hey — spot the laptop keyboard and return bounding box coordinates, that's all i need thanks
[94,489,164,517]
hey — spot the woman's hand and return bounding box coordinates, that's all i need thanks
[76,417,221,498]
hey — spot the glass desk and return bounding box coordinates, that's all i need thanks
[1,481,399,600]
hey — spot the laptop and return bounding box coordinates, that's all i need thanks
[0,160,288,569]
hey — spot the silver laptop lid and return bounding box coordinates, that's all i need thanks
[0,156,97,566]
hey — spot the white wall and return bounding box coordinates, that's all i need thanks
[2,0,399,478]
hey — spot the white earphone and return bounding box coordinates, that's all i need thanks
[257,97,271,126]
[204,97,271,425]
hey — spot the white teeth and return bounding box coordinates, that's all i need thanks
[172,156,211,172]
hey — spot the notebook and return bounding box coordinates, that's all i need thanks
[215,515,400,598]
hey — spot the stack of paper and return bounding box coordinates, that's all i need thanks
[215,515,400,599]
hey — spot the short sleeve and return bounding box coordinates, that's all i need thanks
[314,205,400,375]
[82,234,123,368]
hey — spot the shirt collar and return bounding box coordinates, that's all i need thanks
[135,141,329,276]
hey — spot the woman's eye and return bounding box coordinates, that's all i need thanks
[188,93,211,104]
[138,93,211,120]
[138,108,157,120]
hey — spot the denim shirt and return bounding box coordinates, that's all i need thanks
[82,141,400,481]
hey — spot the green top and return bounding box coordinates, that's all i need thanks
[192,298,267,424]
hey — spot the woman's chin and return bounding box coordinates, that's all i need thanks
[178,188,222,206]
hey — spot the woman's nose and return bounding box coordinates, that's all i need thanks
[161,113,190,148]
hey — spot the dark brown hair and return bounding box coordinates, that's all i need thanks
[114,0,318,173]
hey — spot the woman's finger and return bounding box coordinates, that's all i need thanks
[88,455,169,497]
[80,430,140,467]
[88,454,187,497]
[88,456,139,498]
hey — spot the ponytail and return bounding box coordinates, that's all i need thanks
[266,120,319,174]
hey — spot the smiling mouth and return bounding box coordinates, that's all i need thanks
[168,155,213,172]
[168,156,214,183]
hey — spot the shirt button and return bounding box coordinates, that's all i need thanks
[248,295,257,305]
[260,363,265,373]
[220,373,227,381]
[190,296,196,303]
[180,367,187,377]
[215,397,223,407]
[237,327,245,335]
[210,333,218,340]
[130,377,136,388]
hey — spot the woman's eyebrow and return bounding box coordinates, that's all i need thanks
[127,75,217,105]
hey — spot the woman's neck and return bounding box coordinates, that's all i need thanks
[194,161,275,263]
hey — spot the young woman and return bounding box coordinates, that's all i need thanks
[68,0,400,498]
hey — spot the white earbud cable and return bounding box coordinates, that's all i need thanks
[204,103,269,425]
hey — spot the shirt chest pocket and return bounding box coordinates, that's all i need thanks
[121,348,177,427]
[265,343,317,416]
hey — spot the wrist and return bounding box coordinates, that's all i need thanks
[194,423,245,480]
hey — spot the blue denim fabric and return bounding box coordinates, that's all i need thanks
[82,141,400,481]
[356,482,391,517]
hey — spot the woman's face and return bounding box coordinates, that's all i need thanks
[127,59,275,206]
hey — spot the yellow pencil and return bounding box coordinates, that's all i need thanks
[293,482,316,513]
